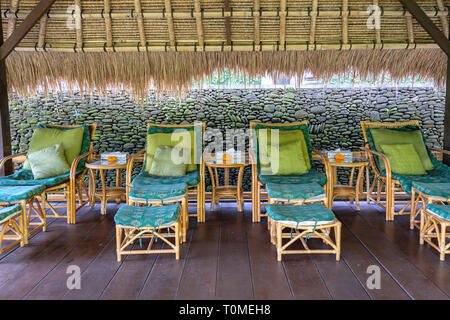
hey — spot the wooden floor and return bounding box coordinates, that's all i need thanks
[0,200,449,300]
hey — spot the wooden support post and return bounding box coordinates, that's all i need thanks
[224,0,231,46]
[0,15,12,176]
[253,0,260,48]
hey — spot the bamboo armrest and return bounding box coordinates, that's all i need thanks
[360,147,392,180]
[126,153,145,186]
[0,152,27,172]
[429,147,450,156]
[70,150,94,180]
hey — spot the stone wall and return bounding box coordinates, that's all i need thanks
[9,87,445,191]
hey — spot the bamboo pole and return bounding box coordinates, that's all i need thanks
[309,0,318,45]
[342,0,348,44]
[104,0,112,47]
[254,0,260,48]
[165,0,176,49]
[7,0,20,38]
[134,0,146,46]
[436,0,449,37]
[37,15,47,48]
[74,0,83,49]
[194,0,204,48]
[406,14,415,44]
[280,0,286,48]
[373,0,381,44]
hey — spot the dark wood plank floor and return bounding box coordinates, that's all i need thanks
[0,200,449,300]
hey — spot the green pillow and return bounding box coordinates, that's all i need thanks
[258,129,311,172]
[149,146,188,177]
[266,140,309,176]
[24,126,85,170]
[380,144,427,175]
[145,130,197,173]
[27,144,71,179]
[369,128,434,171]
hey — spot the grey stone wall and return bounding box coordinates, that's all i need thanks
[9,87,445,191]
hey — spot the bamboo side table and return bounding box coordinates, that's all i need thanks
[86,159,128,215]
[204,153,250,212]
[329,156,369,211]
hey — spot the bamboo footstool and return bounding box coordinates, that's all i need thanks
[127,183,189,242]
[266,203,341,261]
[420,204,450,261]
[0,184,46,253]
[114,204,181,261]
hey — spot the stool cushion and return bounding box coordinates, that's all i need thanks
[266,182,325,202]
[267,203,335,226]
[131,170,200,187]
[426,204,450,221]
[412,182,450,200]
[128,183,187,203]
[0,204,22,224]
[259,168,327,186]
[114,204,180,228]
[0,185,46,203]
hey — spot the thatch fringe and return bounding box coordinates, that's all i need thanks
[6,49,446,98]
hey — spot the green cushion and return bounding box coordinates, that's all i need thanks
[426,204,450,221]
[27,144,71,180]
[24,126,84,170]
[259,168,327,186]
[0,204,22,224]
[145,130,198,173]
[258,129,311,173]
[412,182,450,200]
[149,146,187,177]
[265,140,309,176]
[131,170,200,187]
[115,204,180,228]
[369,127,434,171]
[128,183,187,203]
[380,144,426,175]
[266,203,335,226]
[266,182,326,201]
[0,185,46,203]
[391,164,450,194]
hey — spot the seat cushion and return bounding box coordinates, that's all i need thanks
[267,203,335,226]
[0,169,82,188]
[391,164,450,194]
[115,204,180,228]
[412,182,450,200]
[128,183,187,203]
[426,204,450,221]
[0,204,22,224]
[131,170,200,187]
[266,182,325,202]
[259,169,327,186]
[0,185,46,203]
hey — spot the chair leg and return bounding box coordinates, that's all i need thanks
[419,209,425,245]
[116,226,122,262]
[335,222,342,261]
[276,222,282,261]
[20,200,28,246]
[440,223,446,261]
[175,221,180,260]
[385,181,394,221]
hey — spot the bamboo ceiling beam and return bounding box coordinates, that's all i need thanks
[104,0,112,47]
[309,0,318,45]
[253,0,260,47]
[134,0,146,46]
[224,0,231,46]
[74,0,83,50]
[0,0,57,61]
[14,41,439,53]
[342,0,349,44]
[2,7,448,20]
[406,14,415,44]
[436,0,449,37]
[373,0,381,44]
[279,0,286,48]
[164,0,176,49]
[194,0,204,48]
[37,14,47,48]
[7,0,20,38]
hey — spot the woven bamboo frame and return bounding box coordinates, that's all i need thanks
[360,121,449,222]
[249,121,333,223]
[0,123,97,224]
[125,122,206,224]
[115,216,181,261]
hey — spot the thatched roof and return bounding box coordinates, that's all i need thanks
[2,0,449,96]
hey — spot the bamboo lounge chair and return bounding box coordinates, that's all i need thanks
[360,120,450,223]
[126,122,206,223]
[249,121,332,223]
[0,124,97,224]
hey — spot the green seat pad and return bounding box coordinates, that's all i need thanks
[115,204,180,228]
[412,182,450,200]
[0,185,46,203]
[266,182,325,202]
[267,203,335,226]
[145,124,202,173]
[128,183,187,203]
[0,204,22,224]
[390,163,450,194]
[426,204,450,221]
[149,146,188,177]
[259,169,327,186]
[367,127,434,171]
[27,144,71,179]
[24,126,85,170]
[0,169,83,188]
[380,144,426,175]
[131,170,200,187]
